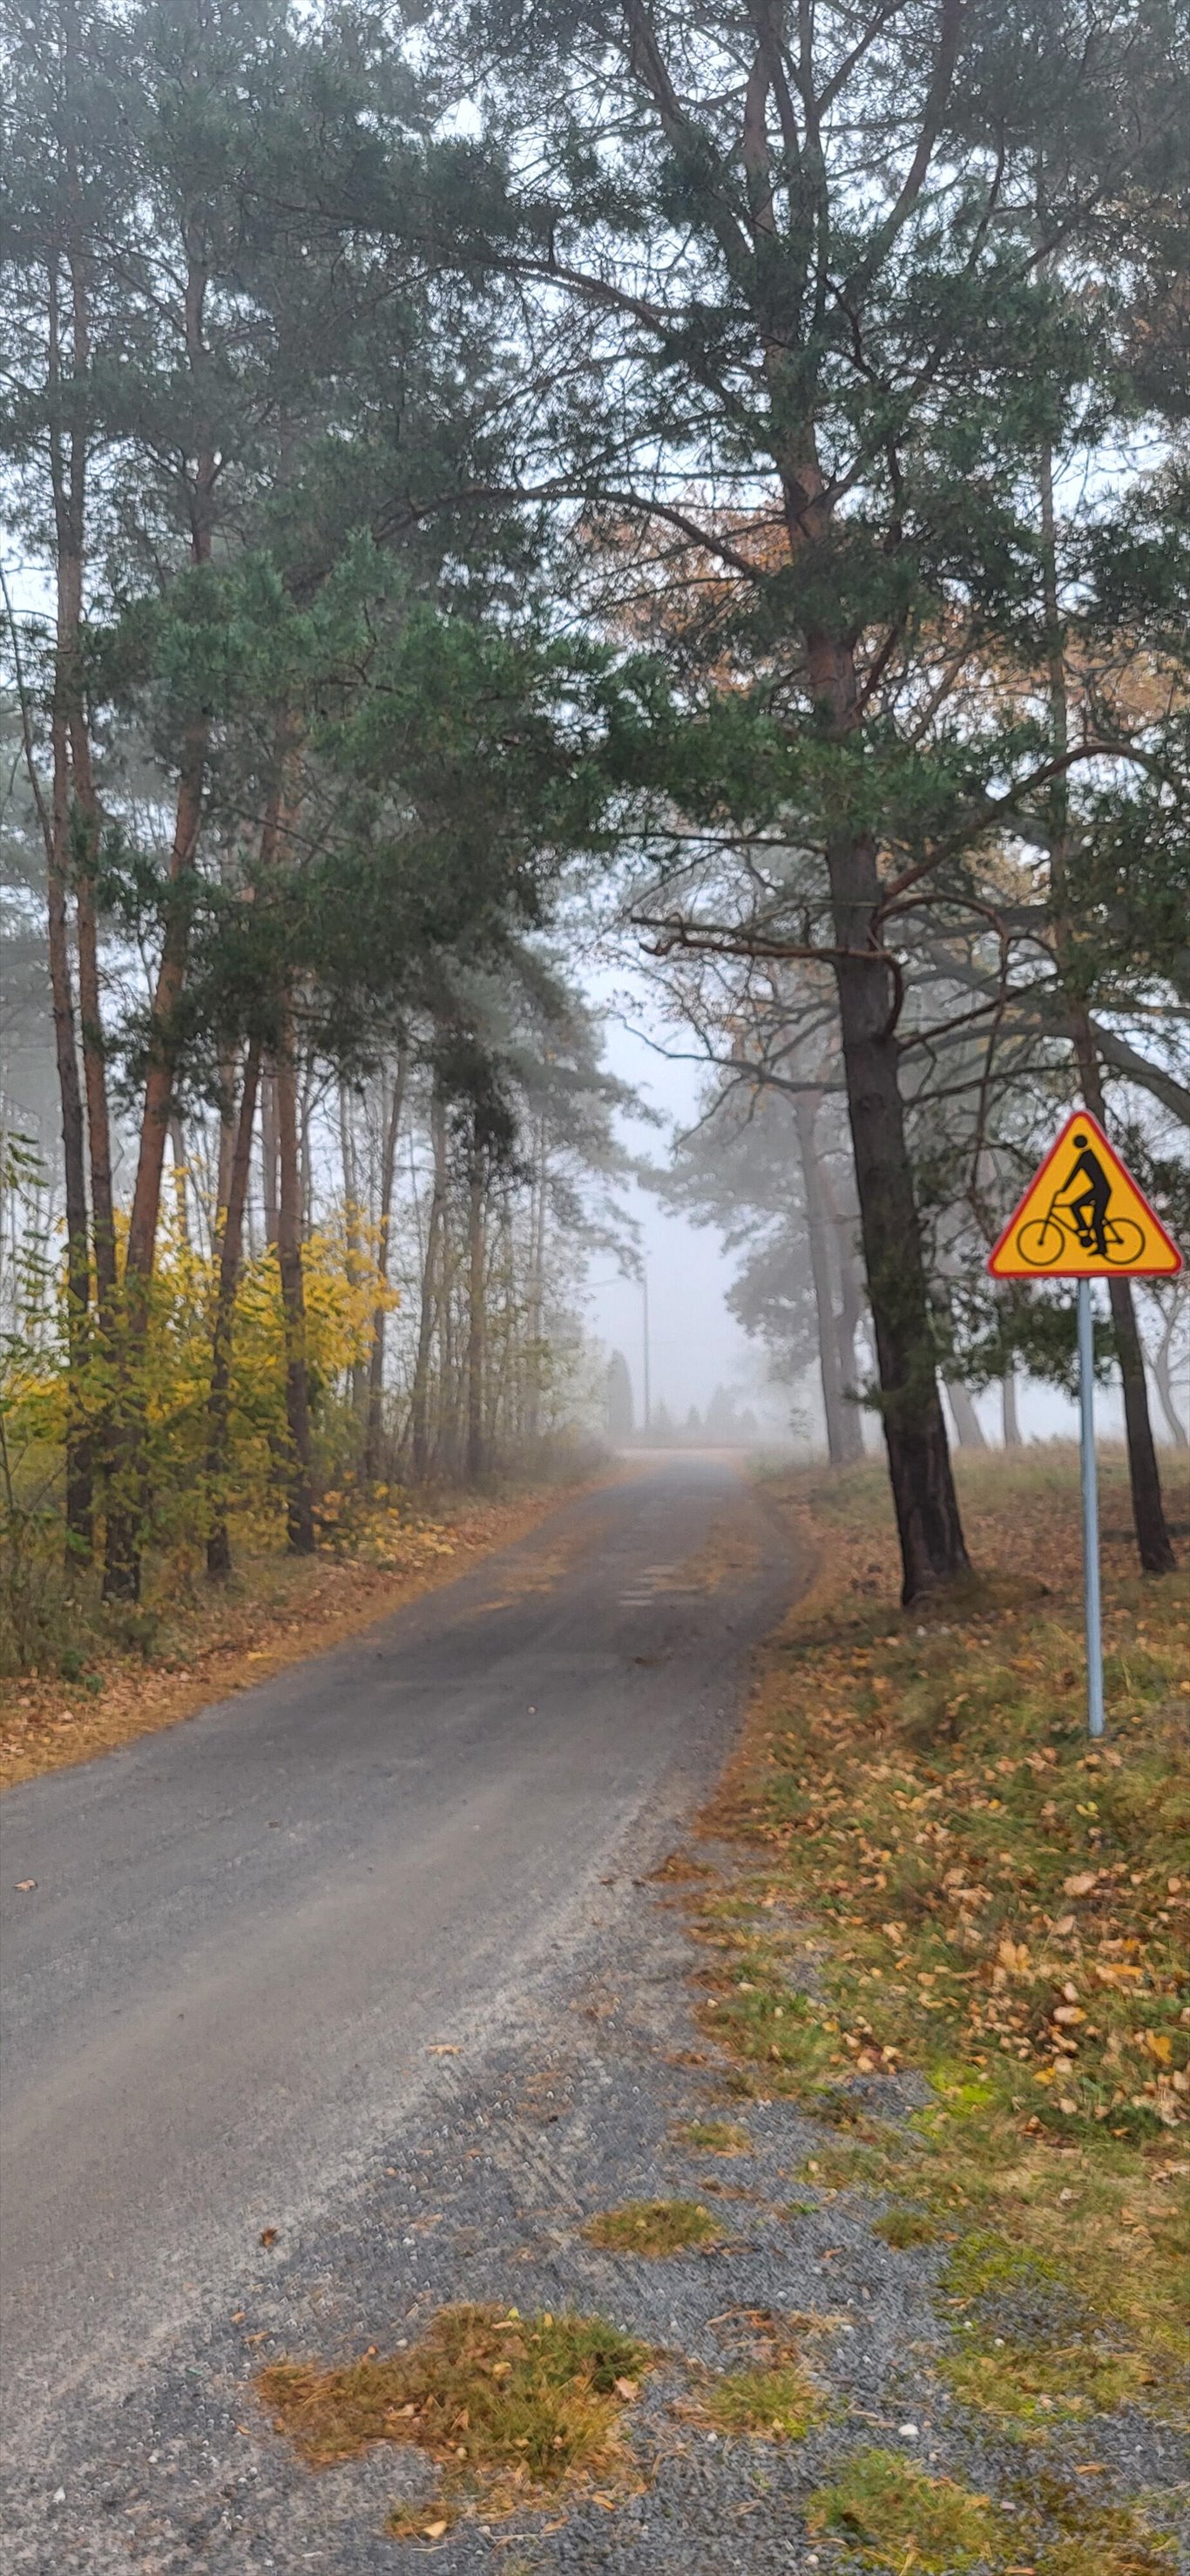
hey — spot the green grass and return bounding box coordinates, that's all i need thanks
[806,2447,1009,2570]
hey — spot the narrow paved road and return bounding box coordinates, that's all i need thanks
[1,1454,789,2470]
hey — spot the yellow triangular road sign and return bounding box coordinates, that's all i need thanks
[987,1109,1183,1279]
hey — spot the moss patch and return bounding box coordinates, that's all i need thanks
[259,2302,649,2533]
[806,2447,1009,2570]
[583,2198,720,2255]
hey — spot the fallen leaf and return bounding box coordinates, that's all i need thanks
[14,1880,37,1892]
[1063,1872,1098,1897]
[427,2044,459,2057]
[613,2376,639,2399]
[423,2520,448,2539]
[259,2227,278,2247]
[1143,2030,1173,2065]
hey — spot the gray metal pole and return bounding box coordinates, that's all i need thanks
[1077,1275,1105,1739]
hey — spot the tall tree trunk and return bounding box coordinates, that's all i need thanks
[1001,1370,1022,1447]
[39,263,93,1556]
[169,1116,190,1247]
[338,1082,367,1419]
[794,1091,849,1465]
[436,1201,459,1478]
[213,1042,240,1259]
[260,1070,280,1246]
[1038,439,1175,1576]
[363,1041,408,1484]
[64,233,117,1336]
[467,1143,486,1483]
[822,1168,867,1463]
[943,1380,988,1449]
[410,1084,446,1481]
[804,615,968,1598]
[275,1000,314,1555]
[103,227,215,1601]
[206,1037,261,1579]
[524,1122,547,1444]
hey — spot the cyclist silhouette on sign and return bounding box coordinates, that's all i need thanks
[1063,1131,1112,1258]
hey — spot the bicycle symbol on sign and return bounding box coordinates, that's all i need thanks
[1014,1129,1146,1269]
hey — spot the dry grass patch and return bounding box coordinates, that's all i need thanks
[259,2302,649,2539]
[583,2198,720,2256]
[669,2118,752,2156]
[700,2361,824,2440]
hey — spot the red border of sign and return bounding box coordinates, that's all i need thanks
[986,1108,1183,1278]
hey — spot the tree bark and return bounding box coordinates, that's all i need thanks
[803,620,968,1597]
[206,1037,261,1579]
[467,1142,486,1482]
[409,1083,446,1482]
[275,1000,314,1555]
[794,1091,849,1465]
[363,1041,408,1483]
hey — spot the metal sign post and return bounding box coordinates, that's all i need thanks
[986,1104,1183,1745]
[1076,1277,1105,1740]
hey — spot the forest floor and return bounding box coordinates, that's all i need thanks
[0,1456,607,1791]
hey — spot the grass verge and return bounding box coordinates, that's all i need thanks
[259,2302,649,2539]
[0,1471,606,1790]
[693,1448,1188,2461]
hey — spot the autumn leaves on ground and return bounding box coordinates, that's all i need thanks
[252,1443,1187,2571]
[693,1443,1187,2570]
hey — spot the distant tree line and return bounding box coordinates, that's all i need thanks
[2,0,1186,1650]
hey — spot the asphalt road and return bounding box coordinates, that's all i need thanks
[0,1454,790,2469]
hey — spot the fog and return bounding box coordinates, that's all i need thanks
[584,965,1139,1455]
